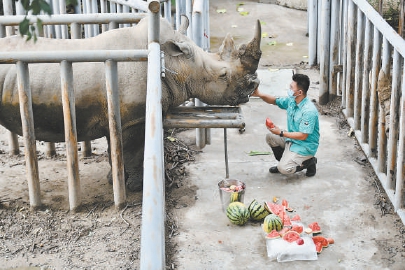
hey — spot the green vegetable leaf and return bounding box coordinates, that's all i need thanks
[217,9,227,13]
[248,151,272,156]
[239,11,249,16]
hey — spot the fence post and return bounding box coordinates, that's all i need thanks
[368,27,382,157]
[60,60,81,211]
[140,1,164,269]
[386,50,401,190]
[354,9,364,130]
[344,0,356,117]
[329,0,340,100]
[319,0,330,105]
[16,61,42,209]
[308,0,318,66]
[360,18,372,144]
[105,60,126,210]
[377,38,391,175]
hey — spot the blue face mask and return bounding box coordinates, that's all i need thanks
[288,88,295,99]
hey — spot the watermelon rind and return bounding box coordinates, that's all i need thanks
[226,202,250,226]
[248,199,270,221]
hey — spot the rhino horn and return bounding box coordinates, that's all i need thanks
[219,34,238,61]
[238,19,262,73]
[178,15,189,35]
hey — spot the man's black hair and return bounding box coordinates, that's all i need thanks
[292,74,310,94]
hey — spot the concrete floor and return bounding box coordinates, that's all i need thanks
[169,1,405,269]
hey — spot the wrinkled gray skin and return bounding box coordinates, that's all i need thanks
[0,17,261,191]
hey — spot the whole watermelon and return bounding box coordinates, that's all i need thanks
[248,199,270,221]
[262,214,283,233]
[226,202,250,226]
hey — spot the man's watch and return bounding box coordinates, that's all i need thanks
[279,130,284,137]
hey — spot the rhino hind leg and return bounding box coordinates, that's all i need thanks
[106,124,145,192]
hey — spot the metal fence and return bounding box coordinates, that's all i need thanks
[308,0,405,224]
[0,0,210,268]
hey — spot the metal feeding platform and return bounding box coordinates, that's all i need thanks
[164,105,245,178]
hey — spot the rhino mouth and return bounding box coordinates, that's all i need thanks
[232,73,260,105]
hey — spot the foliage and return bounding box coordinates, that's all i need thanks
[19,0,78,41]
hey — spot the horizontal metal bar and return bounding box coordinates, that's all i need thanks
[0,13,147,26]
[0,50,148,63]
[353,0,405,57]
[163,106,245,129]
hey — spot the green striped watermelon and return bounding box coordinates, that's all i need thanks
[262,214,283,233]
[226,202,250,226]
[248,199,270,221]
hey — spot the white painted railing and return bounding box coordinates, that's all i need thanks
[308,0,405,224]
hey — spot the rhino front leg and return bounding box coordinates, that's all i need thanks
[106,124,145,192]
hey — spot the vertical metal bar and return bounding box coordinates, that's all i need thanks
[354,9,364,130]
[329,0,340,100]
[368,27,382,157]
[105,60,126,209]
[317,0,322,65]
[60,60,81,211]
[224,128,229,179]
[345,0,356,117]
[341,0,348,108]
[394,64,405,210]
[175,0,185,30]
[16,61,41,209]
[100,0,108,32]
[361,18,372,144]
[140,1,164,269]
[3,0,15,36]
[308,0,318,66]
[92,0,100,35]
[319,0,330,105]
[378,39,391,173]
[59,0,68,39]
[3,0,20,155]
[386,50,401,190]
[193,0,206,149]
[164,0,171,23]
[52,0,62,39]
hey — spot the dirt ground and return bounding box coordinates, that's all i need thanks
[0,1,404,269]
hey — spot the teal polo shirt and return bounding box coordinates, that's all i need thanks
[275,96,320,156]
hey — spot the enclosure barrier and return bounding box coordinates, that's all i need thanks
[309,0,405,224]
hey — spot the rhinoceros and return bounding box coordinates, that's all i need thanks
[0,17,261,191]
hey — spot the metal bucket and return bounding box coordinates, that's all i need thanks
[218,179,246,212]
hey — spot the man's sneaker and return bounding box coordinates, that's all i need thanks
[305,157,317,177]
[269,166,280,173]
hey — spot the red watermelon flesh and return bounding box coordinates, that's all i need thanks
[309,222,322,233]
[265,202,285,215]
[265,229,280,239]
[291,224,303,234]
[282,231,301,243]
[291,214,301,221]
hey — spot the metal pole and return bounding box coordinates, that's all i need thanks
[344,0,356,117]
[353,8,364,130]
[16,61,41,209]
[319,0,330,105]
[329,0,340,100]
[360,18,372,143]
[140,1,164,269]
[308,0,318,66]
[60,60,81,211]
[368,26,382,157]
[105,60,126,209]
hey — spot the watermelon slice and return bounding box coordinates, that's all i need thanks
[264,202,285,216]
[315,241,323,253]
[308,222,322,234]
[312,236,329,248]
[291,224,303,234]
[282,231,301,243]
[265,229,280,240]
[291,214,301,221]
[278,227,291,236]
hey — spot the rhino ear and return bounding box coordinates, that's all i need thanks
[218,34,237,61]
[162,40,193,59]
